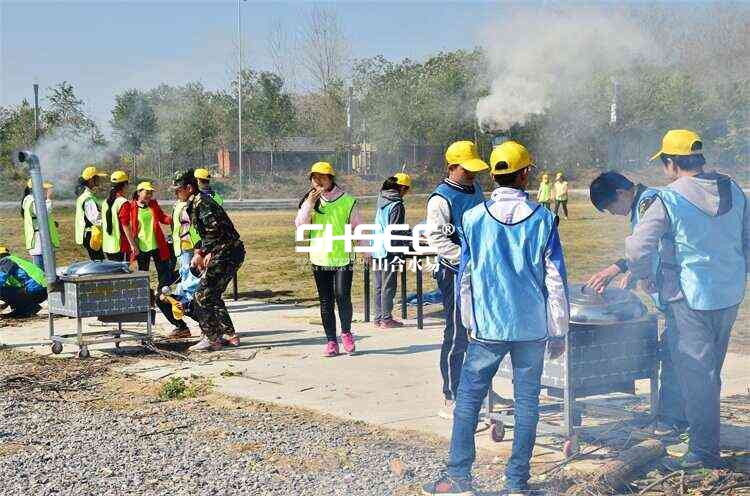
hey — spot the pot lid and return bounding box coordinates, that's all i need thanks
[569,283,647,324]
[60,260,132,277]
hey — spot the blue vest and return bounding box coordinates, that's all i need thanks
[658,182,746,311]
[630,187,665,309]
[429,181,485,265]
[462,201,554,341]
[372,201,398,259]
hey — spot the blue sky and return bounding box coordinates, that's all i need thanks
[1,0,494,129]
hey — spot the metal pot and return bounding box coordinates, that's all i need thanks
[568,283,648,324]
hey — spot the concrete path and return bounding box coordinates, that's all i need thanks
[1,299,748,459]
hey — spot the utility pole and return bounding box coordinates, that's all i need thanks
[608,78,620,168]
[33,83,40,140]
[237,0,244,200]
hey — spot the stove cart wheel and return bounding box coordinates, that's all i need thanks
[78,346,90,359]
[51,342,63,354]
[489,420,506,443]
[563,435,579,458]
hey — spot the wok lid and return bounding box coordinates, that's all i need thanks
[60,260,132,277]
[569,283,647,324]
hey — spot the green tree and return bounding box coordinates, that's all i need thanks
[110,89,158,159]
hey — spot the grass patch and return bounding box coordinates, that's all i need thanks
[158,376,209,401]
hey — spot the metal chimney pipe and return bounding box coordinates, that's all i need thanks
[17,151,58,285]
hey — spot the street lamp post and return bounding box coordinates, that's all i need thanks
[237,0,244,201]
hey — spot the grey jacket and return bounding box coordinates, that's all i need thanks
[376,189,410,249]
[626,172,750,302]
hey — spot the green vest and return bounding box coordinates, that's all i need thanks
[102,196,128,254]
[172,201,201,256]
[308,193,357,267]
[136,205,158,252]
[213,192,224,206]
[75,188,102,245]
[537,182,551,203]
[23,195,60,250]
[8,254,47,288]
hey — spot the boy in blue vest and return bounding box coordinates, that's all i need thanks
[586,171,688,437]
[626,129,749,470]
[423,141,569,496]
[0,246,48,318]
[426,141,488,420]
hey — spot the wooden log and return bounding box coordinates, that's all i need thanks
[565,439,666,496]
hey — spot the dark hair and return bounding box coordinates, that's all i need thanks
[105,182,127,235]
[298,180,337,214]
[492,164,526,187]
[20,186,32,217]
[660,141,706,171]
[589,171,634,211]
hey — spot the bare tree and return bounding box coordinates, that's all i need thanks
[297,6,351,92]
[267,19,300,92]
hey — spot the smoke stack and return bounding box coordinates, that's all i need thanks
[17,151,58,285]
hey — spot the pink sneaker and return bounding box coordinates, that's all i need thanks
[379,318,404,329]
[324,341,340,357]
[341,332,356,353]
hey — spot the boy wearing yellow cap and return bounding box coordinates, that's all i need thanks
[536,173,551,210]
[21,179,58,269]
[553,172,569,219]
[627,130,749,471]
[194,168,224,205]
[426,141,487,419]
[423,141,568,496]
[75,165,108,261]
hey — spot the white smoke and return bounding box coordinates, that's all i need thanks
[476,7,657,132]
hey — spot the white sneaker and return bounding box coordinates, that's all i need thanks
[438,400,455,420]
[188,337,221,352]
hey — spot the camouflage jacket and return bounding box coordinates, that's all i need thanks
[188,192,240,254]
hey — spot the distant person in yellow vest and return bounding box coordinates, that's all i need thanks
[101,171,137,262]
[0,246,48,318]
[75,165,108,261]
[554,172,569,219]
[295,162,362,357]
[536,173,551,210]
[194,168,224,205]
[21,179,58,269]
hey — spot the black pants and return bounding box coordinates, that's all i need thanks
[155,295,191,330]
[105,252,125,262]
[137,249,176,289]
[435,263,468,401]
[312,264,353,341]
[554,200,568,218]
[83,231,104,261]
[0,287,47,316]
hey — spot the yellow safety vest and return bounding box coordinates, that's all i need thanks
[102,196,128,254]
[23,195,59,250]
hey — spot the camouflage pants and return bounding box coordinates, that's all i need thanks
[195,241,245,340]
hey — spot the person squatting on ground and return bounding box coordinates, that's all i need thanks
[0,246,48,318]
[173,169,245,353]
[625,129,749,471]
[75,165,108,261]
[553,172,569,219]
[101,171,138,263]
[129,181,175,289]
[372,172,412,329]
[586,171,688,437]
[295,161,361,357]
[426,141,487,419]
[536,173,551,210]
[423,140,569,496]
[21,179,58,269]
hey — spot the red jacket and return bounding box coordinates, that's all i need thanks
[129,199,172,261]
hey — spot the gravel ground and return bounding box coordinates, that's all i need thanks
[0,351,513,496]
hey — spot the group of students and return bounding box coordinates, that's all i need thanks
[535,171,569,219]
[4,165,243,353]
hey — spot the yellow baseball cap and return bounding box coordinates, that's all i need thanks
[310,161,335,176]
[490,141,534,176]
[26,179,53,189]
[81,165,107,181]
[0,245,8,256]
[650,129,703,161]
[110,170,129,184]
[445,141,489,172]
[194,168,211,180]
[556,172,563,180]
[394,172,412,188]
[136,181,155,191]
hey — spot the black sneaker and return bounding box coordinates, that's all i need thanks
[422,474,475,495]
